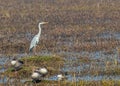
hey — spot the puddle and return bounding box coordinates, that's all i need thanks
[98,32,112,39]
[98,32,120,40]
[113,32,120,40]
[0,76,7,83]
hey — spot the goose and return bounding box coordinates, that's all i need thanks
[57,72,68,81]
[31,67,48,82]
[31,70,42,81]
[38,67,48,76]
[57,74,65,81]
[11,58,24,71]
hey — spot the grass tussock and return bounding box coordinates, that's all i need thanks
[4,55,64,78]
[21,55,63,62]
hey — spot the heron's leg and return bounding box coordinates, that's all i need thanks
[33,47,35,55]
[33,46,37,55]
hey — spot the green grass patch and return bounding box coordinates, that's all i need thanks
[21,55,63,62]
[4,55,64,78]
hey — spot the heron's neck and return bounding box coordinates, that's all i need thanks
[37,24,41,37]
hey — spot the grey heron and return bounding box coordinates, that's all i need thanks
[29,22,48,54]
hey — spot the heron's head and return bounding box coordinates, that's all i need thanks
[39,22,48,26]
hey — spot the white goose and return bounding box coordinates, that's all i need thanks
[57,72,68,81]
[39,67,48,76]
[31,67,48,81]
[31,70,42,81]
[11,58,24,71]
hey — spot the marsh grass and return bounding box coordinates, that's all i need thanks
[0,0,120,53]
[2,57,120,85]
[0,80,120,86]
[23,80,120,86]
[0,0,120,86]
[4,66,32,78]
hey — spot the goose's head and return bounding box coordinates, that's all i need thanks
[11,58,17,66]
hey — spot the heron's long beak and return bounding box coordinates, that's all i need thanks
[41,22,48,25]
[43,22,48,24]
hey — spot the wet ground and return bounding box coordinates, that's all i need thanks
[0,31,120,83]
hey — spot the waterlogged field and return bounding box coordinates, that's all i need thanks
[0,0,120,86]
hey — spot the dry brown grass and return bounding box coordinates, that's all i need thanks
[0,0,119,54]
[0,0,120,86]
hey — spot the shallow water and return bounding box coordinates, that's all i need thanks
[98,32,120,40]
[0,47,119,83]
[77,75,120,81]
[0,76,7,84]
[48,75,120,81]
